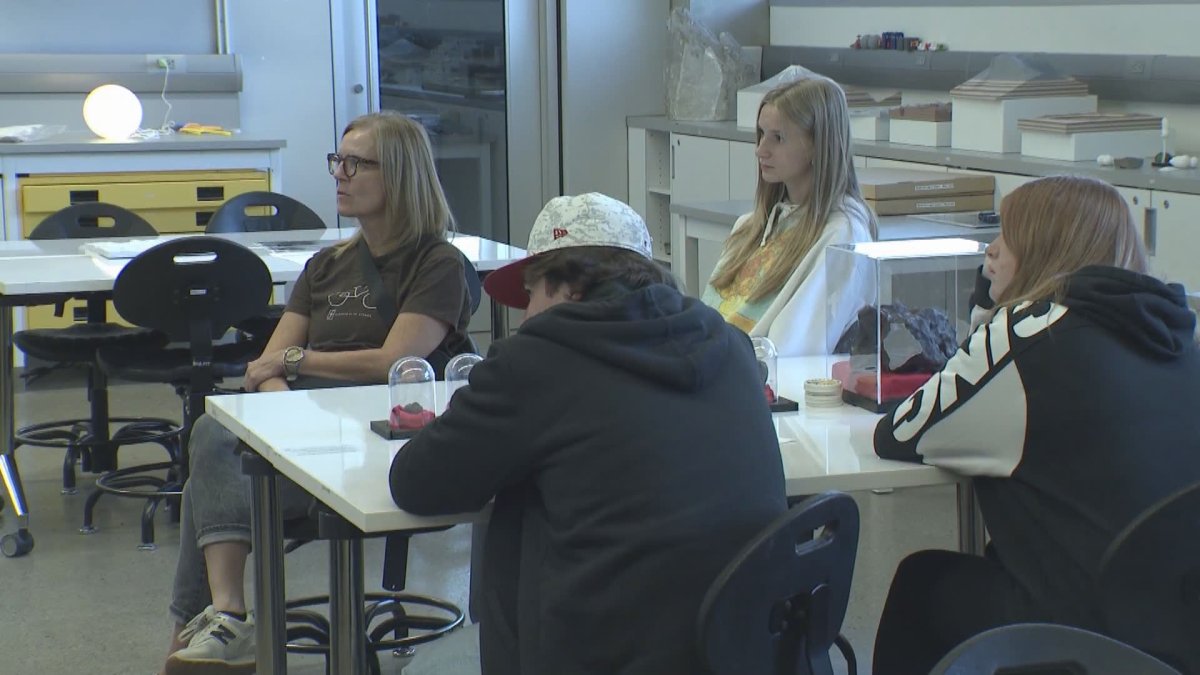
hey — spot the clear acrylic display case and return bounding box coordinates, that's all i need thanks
[825,238,987,412]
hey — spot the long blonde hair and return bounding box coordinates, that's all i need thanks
[711,78,877,302]
[995,175,1148,307]
[333,111,454,255]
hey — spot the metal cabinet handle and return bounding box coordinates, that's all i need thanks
[1131,195,1139,205]
[1144,207,1157,256]
[670,142,676,181]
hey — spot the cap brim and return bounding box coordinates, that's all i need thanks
[482,257,533,310]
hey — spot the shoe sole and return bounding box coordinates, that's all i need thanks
[163,657,256,675]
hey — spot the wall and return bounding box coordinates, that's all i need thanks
[770,2,1200,56]
[206,2,339,228]
[0,1,339,229]
[684,0,770,47]
[0,2,215,53]
[560,0,671,201]
[769,2,1200,151]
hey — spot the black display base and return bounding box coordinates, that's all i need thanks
[841,389,905,414]
[370,420,421,440]
[769,396,799,413]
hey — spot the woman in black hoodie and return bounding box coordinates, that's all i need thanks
[872,175,1200,674]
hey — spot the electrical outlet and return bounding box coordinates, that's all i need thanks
[1125,56,1150,79]
[145,54,186,72]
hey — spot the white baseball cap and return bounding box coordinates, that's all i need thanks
[483,192,654,309]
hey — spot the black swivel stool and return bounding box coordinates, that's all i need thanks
[697,492,861,675]
[2,204,182,558]
[93,236,273,549]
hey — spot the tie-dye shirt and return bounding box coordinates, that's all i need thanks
[701,198,874,356]
[701,203,800,333]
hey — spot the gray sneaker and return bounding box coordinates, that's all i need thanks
[164,610,256,675]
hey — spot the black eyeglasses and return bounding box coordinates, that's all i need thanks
[327,153,380,177]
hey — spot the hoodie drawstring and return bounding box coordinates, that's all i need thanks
[760,203,785,248]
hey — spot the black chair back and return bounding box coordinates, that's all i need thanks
[1097,480,1200,674]
[460,250,482,316]
[205,191,326,233]
[30,202,156,240]
[929,623,1181,675]
[113,237,272,398]
[697,492,859,675]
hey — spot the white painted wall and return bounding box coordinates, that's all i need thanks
[770,4,1200,56]
[560,0,670,201]
[772,3,1200,152]
[0,1,215,53]
[226,1,339,228]
[688,0,769,46]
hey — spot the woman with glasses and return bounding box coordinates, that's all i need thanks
[160,111,473,675]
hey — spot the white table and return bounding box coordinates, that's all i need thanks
[205,356,980,675]
[0,230,524,556]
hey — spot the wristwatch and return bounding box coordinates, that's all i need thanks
[282,346,305,382]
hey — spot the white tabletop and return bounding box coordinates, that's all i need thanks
[0,229,525,298]
[205,356,958,534]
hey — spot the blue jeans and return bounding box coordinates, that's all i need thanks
[169,414,313,624]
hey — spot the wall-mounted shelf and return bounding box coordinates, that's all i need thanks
[0,54,242,95]
[762,46,1200,105]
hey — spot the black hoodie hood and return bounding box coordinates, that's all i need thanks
[1062,266,1196,359]
[517,282,738,391]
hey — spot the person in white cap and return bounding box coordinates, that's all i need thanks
[389,192,787,675]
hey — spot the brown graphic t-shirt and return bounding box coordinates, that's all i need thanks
[285,237,471,357]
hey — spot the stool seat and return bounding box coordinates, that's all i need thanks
[15,324,166,364]
[99,340,262,383]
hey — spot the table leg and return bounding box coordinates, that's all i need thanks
[329,537,367,674]
[247,456,288,675]
[0,304,33,545]
[489,289,507,343]
[956,481,986,556]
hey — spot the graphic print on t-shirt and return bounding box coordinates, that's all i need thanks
[327,285,378,320]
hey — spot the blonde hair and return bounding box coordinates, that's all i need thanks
[711,78,877,302]
[333,111,454,256]
[995,175,1148,307]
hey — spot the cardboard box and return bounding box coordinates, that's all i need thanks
[857,168,995,201]
[889,119,952,147]
[866,193,996,216]
[1019,128,1162,162]
[951,95,1097,154]
[858,167,995,216]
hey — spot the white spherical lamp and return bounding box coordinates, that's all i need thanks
[82,84,142,140]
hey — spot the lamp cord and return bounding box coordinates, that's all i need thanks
[132,64,174,140]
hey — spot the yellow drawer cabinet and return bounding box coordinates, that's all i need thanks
[18,169,270,331]
[23,285,285,333]
[26,300,128,332]
[19,169,270,236]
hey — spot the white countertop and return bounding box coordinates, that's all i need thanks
[0,131,285,155]
[0,230,525,298]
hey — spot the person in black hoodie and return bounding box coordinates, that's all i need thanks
[389,192,787,675]
[871,175,1200,674]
